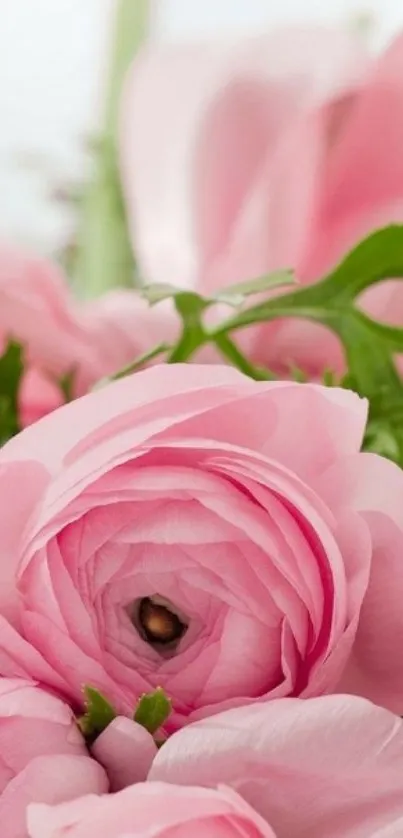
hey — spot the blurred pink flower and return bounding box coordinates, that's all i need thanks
[77,290,178,385]
[0,247,177,428]
[0,677,107,838]
[121,28,403,376]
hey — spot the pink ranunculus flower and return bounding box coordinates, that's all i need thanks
[121,28,403,377]
[0,365,401,724]
[0,247,178,428]
[0,677,108,838]
[150,694,403,838]
[27,783,274,838]
[0,246,91,427]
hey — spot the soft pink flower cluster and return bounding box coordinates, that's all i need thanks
[5,29,403,421]
[121,27,403,376]
[2,22,403,838]
[0,245,176,427]
[0,364,402,835]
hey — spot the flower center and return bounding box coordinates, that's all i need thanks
[136,596,187,647]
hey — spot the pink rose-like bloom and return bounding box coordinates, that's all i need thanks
[121,28,403,376]
[151,694,403,838]
[0,677,107,838]
[0,246,91,426]
[28,783,274,838]
[0,247,178,427]
[0,365,402,724]
[77,291,178,385]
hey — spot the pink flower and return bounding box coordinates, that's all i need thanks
[0,677,107,838]
[0,365,401,720]
[0,247,178,427]
[150,694,403,838]
[0,246,89,426]
[27,783,274,838]
[121,28,403,376]
[77,290,179,385]
[27,695,403,838]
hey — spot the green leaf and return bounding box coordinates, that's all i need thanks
[143,271,295,310]
[141,286,210,363]
[59,370,75,402]
[0,341,24,444]
[134,687,172,734]
[145,224,403,469]
[77,686,117,741]
[312,225,403,303]
[167,293,209,363]
[214,334,274,380]
[203,226,403,419]
[100,342,171,386]
[213,269,295,306]
[141,283,185,305]
[208,226,403,337]
[364,421,402,462]
[321,369,339,387]
[72,0,149,297]
[141,285,209,313]
[328,311,401,397]
[288,365,309,383]
[173,291,210,318]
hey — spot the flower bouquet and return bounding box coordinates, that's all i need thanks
[2,7,403,837]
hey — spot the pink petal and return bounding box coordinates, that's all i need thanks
[0,364,254,475]
[120,28,370,289]
[302,33,403,280]
[372,818,403,837]
[314,452,403,715]
[0,754,107,838]
[0,462,50,625]
[91,717,158,791]
[19,368,64,428]
[77,292,179,388]
[27,784,276,838]
[150,695,403,838]
[198,91,332,292]
[258,382,367,481]
[337,515,403,714]
[0,247,93,376]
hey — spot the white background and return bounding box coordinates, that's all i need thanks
[1,0,402,254]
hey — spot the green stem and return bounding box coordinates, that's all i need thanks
[214,334,275,380]
[107,342,171,382]
[73,0,149,298]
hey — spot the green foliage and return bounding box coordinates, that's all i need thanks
[72,0,149,298]
[77,686,117,741]
[77,685,172,743]
[59,370,75,402]
[106,342,170,384]
[0,341,23,445]
[108,226,403,466]
[134,687,172,735]
[212,269,295,306]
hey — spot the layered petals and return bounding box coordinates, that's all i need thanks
[0,678,108,838]
[0,365,398,723]
[151,694,403,838]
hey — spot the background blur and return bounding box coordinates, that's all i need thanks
[1,0,402,256]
